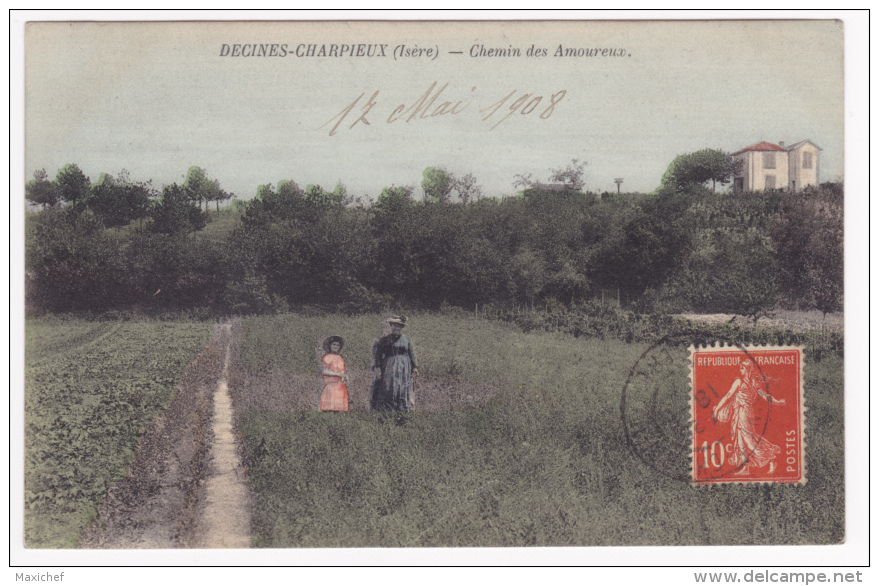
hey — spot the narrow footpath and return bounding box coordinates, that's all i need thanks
[81,321,251,548]
[194,323,251,548]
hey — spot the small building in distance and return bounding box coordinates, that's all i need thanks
[531,182,576,193]
[731,139,821,192]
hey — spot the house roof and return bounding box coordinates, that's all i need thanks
[532,183,574,192]
[785,139,822,151]
[732,141,786,155]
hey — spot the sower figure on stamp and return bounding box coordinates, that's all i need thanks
[713,360,785,475]
[319,335,350,412]
[369,315,418,412]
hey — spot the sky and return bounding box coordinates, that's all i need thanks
[25,20,844,200]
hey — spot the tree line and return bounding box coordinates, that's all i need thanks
[25,164,232,232]
[24,157,843,319]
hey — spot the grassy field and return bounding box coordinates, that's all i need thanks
[238,312,844,547]
[199,206,243,243]
[24,316,213,547]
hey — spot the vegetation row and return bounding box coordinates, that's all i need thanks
[25,161,843,323]
[24,318,213,547]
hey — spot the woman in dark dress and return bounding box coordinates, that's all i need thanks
[369,315,418,412]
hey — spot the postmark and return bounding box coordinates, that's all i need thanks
[619,339,692,483]
[690,344,806,485]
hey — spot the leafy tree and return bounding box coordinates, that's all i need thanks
[25,207,127,310]
[374,185,414,211]
[244,180,323,226]
[183,166,219,213]
[182,166,234,216]
[332,181,354,207]
[510,248,548,306]
[661,148,740,192]
[209,179,234,216]
[600,212,690,301]
[669,228,776,321]
[369,186,418,297]
[55,163,91,206]
[136,228,224,309]
[96,172,116,187]
[25,169,60,209]
[513,159,587,193]
[150,183,206,235]
[305,183,343,210]
[548,159,587,191]
[88,180,124,228]
[115,168,132,184]
[544,256,591,306]
[88,173,152,229]
[452,172,483,204]
[276,179,299,199]
[646,191,781,317]
[421,167,454,204]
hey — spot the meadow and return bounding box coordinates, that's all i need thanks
[24,316,213,547]
[237,311,844,547]
[23,167,845,548]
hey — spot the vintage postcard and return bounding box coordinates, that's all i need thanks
[15,15,862,566]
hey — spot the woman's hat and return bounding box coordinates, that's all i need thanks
[386,315,407,326]
[323,335,345,353]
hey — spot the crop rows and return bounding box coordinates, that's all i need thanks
[24,318,212,548]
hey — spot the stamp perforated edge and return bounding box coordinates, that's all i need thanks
[688,343,807,487]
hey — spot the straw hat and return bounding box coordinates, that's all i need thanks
[322,335,345,353]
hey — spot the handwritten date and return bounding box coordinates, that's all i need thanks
[319,82,566,136]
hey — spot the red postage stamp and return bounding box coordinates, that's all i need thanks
[690,345,806,485]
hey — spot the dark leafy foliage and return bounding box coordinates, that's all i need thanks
[25,162,843,317]
[149,184,206,235]
[55,163,91,206]
[772,187,844,315]
[88,182,152,229]
[25,169,61,209]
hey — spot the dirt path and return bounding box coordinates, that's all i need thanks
[674,310,843,331]
[193,323,251,548]
[81,321,250,548]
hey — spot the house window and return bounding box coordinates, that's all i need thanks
[763,152,776,169]
[765,175,776,190]
[803,152,813,169]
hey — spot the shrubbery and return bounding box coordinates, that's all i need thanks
[25,164,844,321]
[772,186,844,315]
[492,301,843,360]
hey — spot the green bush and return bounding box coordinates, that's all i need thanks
[496,303,842,360]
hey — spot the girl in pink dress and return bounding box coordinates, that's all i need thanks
[319,336,350,412]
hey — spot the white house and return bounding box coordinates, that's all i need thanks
[732,139,821,193]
